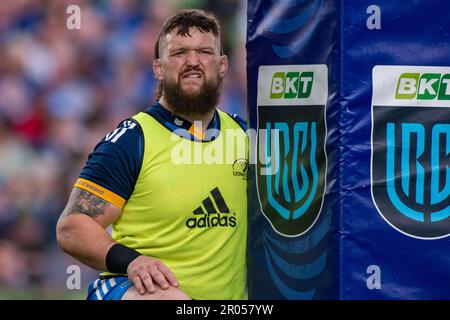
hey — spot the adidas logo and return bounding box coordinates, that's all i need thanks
[186,187,237,229]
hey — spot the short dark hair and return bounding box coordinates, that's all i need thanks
[154,9,222,59]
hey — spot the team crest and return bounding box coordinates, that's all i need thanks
[256,65,328,237]
[371,66,450,239]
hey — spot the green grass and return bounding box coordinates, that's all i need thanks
[0,288,86,300]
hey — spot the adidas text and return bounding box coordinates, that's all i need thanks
[186,213,236,229]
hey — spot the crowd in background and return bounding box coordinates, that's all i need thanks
[0,0,246,298]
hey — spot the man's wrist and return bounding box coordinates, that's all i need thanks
[105,243,142,274]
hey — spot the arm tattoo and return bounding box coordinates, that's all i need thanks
[64,188,110,218]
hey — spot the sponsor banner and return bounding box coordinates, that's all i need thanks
[256,65,328,237]
[247,0,338,300]
[248,0,450,299]
[339,0,450,299]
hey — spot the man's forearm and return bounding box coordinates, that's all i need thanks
[57,213,115,271]
[57,187,123,271]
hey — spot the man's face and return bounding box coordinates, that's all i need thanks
[153,27,228,115]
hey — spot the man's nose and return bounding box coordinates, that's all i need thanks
[185,51,200,66]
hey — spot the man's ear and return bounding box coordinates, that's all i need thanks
[219,55,229,79]
[153,59,164,81]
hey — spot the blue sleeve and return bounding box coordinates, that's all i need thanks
[229,113,248,131]
[79,119,143,201]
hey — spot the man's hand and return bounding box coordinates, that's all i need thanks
[127,255,179,295]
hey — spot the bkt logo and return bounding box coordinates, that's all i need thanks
[396,73,450,100]
[270,72,314,99]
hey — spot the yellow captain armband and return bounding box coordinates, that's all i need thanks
[74,178,126,209]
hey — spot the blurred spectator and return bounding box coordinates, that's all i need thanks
[0,0,246,298]
[0,241,27,289]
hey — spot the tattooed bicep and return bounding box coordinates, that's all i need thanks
[63,187,111,218]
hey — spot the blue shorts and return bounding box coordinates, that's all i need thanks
[87,276,134,300]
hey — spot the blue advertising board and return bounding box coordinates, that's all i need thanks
[247,0,450,299]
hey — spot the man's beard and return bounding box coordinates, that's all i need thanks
[161,74,222,117]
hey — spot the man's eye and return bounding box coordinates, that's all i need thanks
[200,50,212,55]
[172,51,184,56]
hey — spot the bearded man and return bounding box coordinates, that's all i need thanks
[56,9,248,300]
